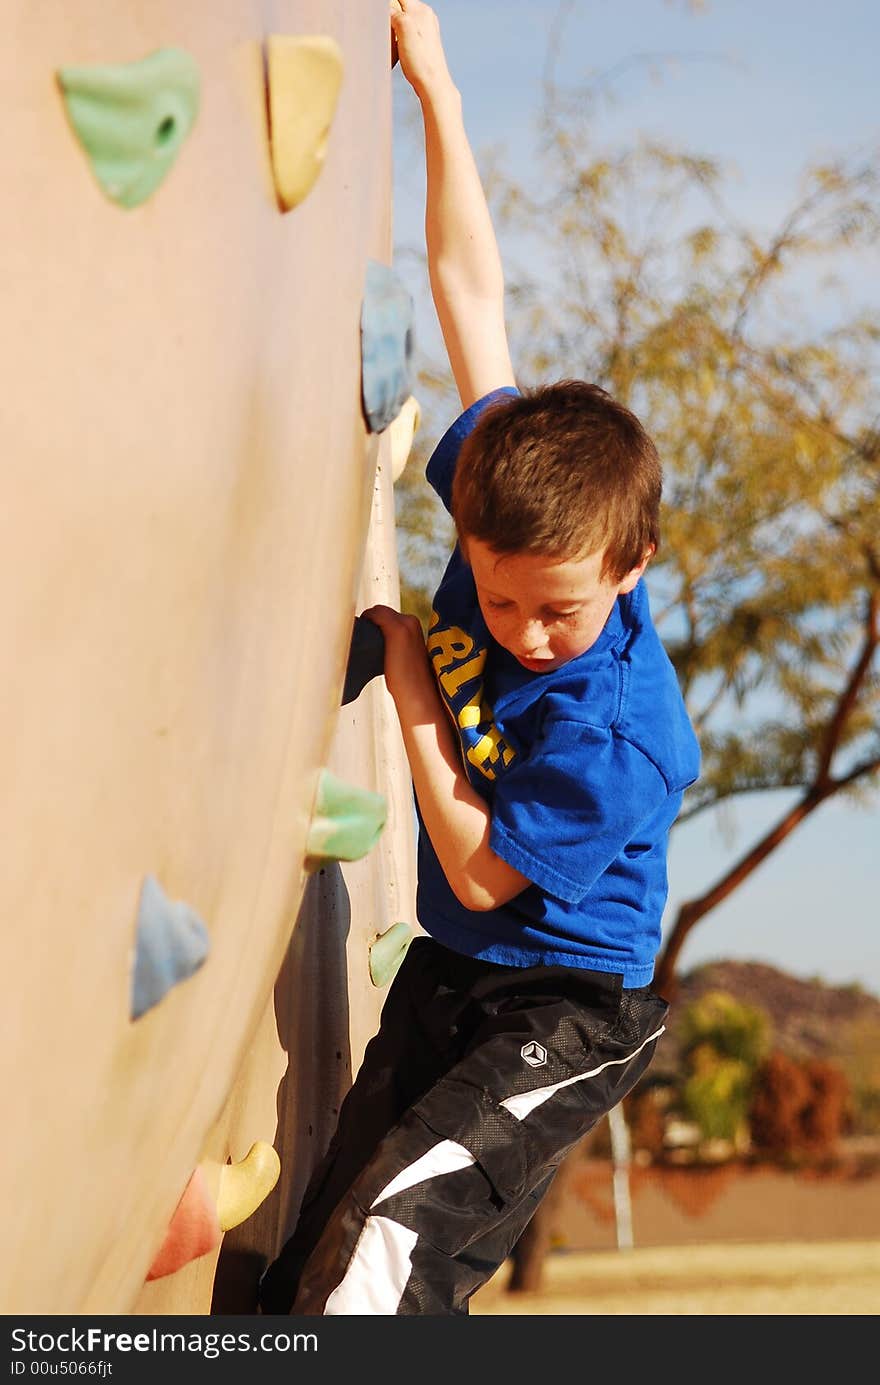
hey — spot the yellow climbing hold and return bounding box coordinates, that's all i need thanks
[389,395,421,482]
[216,1141,281,1233]
[267,35,344,212]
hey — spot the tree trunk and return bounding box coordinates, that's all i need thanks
[507,1129,596,1293]
[654,786,829,1001]
[507,1199,553,1294]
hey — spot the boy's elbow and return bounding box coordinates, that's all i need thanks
[449,862,529,913]
[451,877,494,912]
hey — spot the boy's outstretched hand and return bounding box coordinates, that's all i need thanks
[389,1,455,102]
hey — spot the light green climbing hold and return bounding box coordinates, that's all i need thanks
[369,922,414,989]
[57,48,201,209]
[305,769,387,869]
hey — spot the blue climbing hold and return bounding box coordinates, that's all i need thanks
[131,875,210,1020]
[360,260,414,433]
[342,616,386,705]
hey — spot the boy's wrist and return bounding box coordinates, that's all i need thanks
[416,74,461,118]
[392,666,444,726]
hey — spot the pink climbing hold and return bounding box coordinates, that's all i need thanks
[146,1166,221,1281]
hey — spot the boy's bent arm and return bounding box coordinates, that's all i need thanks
[362,604,531,912]
[393,1,516,409]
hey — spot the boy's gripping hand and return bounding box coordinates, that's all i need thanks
[389,1,454,102]
[360,604,438,714]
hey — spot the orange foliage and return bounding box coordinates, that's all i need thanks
[749,1051,850,1160]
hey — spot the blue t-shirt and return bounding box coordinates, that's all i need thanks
[416,387,701,987]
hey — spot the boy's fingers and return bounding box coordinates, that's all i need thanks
[389,3,401,67]
[360,604,396,629]
[361,607,424,643]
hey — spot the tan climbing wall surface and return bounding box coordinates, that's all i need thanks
[2,0,413,1314]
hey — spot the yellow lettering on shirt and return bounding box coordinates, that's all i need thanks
[457,688,485,729]
[439,651,486,698]
[466,725,516,778]
[426,619,475,672]
[428,610,518,782]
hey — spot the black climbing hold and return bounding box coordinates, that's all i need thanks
[342,616,386,705]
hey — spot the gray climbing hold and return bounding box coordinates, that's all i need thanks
[305,769,387,868]
[369,922,414,988]
[360,260,414,433]
[131,874,210,1020]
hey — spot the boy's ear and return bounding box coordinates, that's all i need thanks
[617,546,654,595]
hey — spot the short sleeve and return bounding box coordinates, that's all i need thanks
[426,387,520,513]
[489,719,669,905]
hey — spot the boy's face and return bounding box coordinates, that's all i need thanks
[464,536,650,674]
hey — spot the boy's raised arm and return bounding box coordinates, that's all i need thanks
[391,1,516,410]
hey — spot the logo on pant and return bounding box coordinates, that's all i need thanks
[520,1041,547,1067]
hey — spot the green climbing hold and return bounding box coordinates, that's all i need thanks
[369,922,414,988]
[305,770,387,868]
[57,48,201,209]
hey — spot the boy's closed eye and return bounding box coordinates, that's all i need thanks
[545,608,580,622]
[485,598,581,622]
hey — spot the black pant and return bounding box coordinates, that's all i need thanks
[259,937,668,1316]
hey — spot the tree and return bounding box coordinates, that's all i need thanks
[749,1052,851,1161]
[839,1015,880,1135]
[397,49,880,1005]
[677,991,769,1148]
[393,22,879,1293]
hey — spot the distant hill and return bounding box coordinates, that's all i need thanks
[652,960,880,1079]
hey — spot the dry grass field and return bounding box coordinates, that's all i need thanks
[471,1240,880,1315]
[471,1155,880,1314]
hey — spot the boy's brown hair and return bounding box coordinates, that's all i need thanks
[451,380,661,581]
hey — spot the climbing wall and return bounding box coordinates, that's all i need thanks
[2,0,418,1315]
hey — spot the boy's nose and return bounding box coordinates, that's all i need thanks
[513,622,548,656]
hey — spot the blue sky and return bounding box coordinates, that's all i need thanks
[390,0,880,995]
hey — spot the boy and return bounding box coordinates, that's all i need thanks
[258,0,700,1315]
